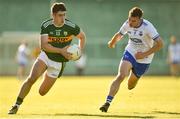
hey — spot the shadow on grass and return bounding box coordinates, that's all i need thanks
[153,111,180,115]
[30,113,155,118]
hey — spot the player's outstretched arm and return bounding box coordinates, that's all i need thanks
[76,30,86,50]
[108,32,123,48]
[135,37,164,59]
[40,35,72,60]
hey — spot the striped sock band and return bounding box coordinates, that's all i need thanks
[106,95,114,104]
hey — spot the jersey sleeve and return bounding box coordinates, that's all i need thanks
[72,24,80,36]
[40,24,48,35]
[146,23,160,40]
[118,21,128,35]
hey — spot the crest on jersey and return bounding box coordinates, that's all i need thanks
[139,31,143,36]
[64,31,68,36]
[55,30,61,36]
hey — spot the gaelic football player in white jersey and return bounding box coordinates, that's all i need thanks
[100,7,164,112]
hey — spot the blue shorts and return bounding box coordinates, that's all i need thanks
[122,51,150,78]
[171,60,180,64]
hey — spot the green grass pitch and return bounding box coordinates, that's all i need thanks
[0,76,180,119]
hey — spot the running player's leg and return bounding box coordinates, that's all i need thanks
[100,60,132,112]
[108,60,132,96]
[128,63,150,90]
[8,59,47,114]
[18,59,47,99]
[127,71,139,90]
[39,73,57,96]
[39,62,65,96]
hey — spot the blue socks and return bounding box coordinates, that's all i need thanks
[106,95,114,104]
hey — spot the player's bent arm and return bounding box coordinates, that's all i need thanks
[108,32,123,48]
[40,35,65,54]
[76,31,86,50]
[143,37,164,57]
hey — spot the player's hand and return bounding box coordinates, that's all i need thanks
[108,41,115,48]
[60,46,72,60]
[135,52,146,59]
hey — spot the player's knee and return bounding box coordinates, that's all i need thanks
[117,73,126,80]
[26,75,37,85]
[39,89,47,96]
[128,85,135,90]
[128,84,135,90]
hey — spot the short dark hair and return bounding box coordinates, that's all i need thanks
[51,2,66,14]
[129,7,143,18]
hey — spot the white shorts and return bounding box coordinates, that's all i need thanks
[37,51,66,78]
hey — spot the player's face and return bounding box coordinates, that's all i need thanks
[128,17,141,28]
[53,11,66,25]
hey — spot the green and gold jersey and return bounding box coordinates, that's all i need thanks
[40,18,80,62]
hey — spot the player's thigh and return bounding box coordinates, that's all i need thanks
[118,60,132,76]
[39,62,65,95]
[128,71,139,90]
[39,73,57,96]
[28,59,47,83]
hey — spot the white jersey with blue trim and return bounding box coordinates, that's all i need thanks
[119,19,160,64]
[168,43,180,62]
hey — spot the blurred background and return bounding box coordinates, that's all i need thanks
[0,0,180,76]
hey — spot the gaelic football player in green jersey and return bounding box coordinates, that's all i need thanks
[8,2,86,114]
